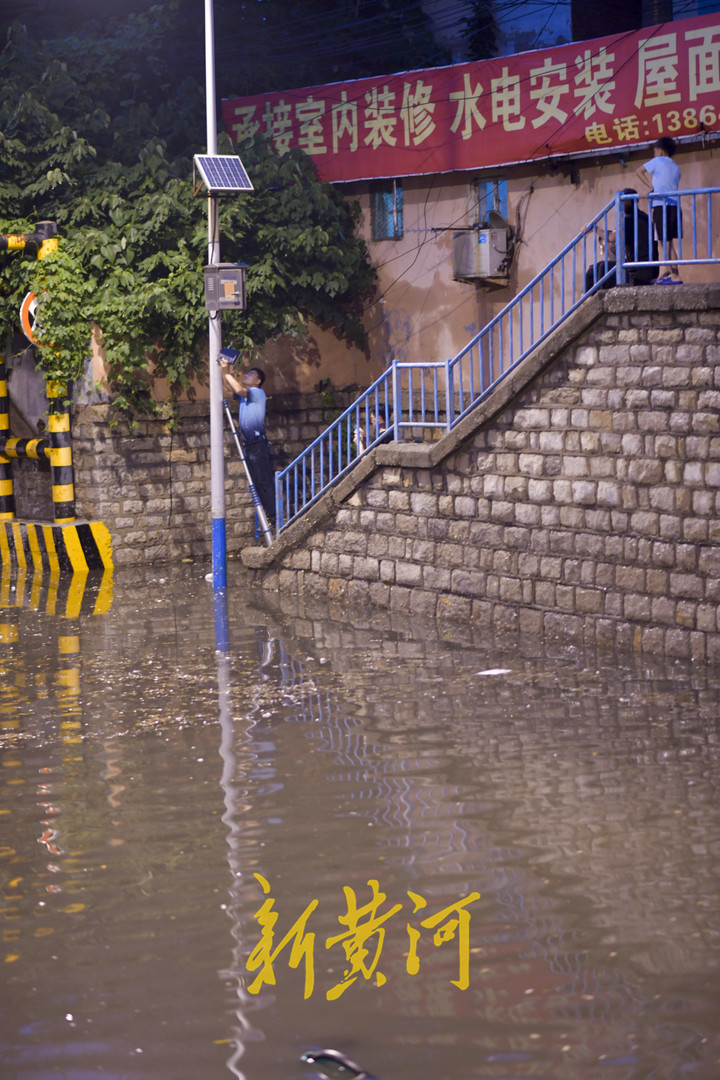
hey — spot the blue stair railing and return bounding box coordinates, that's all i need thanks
[274,187,720,535]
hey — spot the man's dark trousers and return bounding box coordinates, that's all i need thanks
[244,435,276,526]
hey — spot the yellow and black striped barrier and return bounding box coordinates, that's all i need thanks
[0,341,113,570]
[0,381,77,524]
[0,348,81,526]
[2,435,48,461]
[0,519,113,573]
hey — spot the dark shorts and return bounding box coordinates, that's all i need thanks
[652,203,681,242]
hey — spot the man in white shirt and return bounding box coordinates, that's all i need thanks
[636,136,682,283]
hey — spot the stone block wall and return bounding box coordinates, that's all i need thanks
[245,288,720,661]
[12,456,54,521]
[7,391,352,567]
[70,405,223,565]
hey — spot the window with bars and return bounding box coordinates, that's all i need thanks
[371,180,403,240]
[475,178,508,225]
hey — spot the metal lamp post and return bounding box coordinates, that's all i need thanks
[204,0,227,591]
[201,3,253,595]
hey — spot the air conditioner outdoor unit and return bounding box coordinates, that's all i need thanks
[453,228,509,281]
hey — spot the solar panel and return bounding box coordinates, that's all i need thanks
[193,155,254,194]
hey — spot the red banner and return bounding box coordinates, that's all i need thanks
[222,13,720,183]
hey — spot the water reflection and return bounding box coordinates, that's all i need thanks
[0,563,718,1080]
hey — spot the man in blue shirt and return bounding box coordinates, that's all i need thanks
[219,359,276,527]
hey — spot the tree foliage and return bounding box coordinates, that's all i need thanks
[0,9,376,417]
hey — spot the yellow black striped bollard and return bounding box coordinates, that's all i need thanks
[46,381,75,523]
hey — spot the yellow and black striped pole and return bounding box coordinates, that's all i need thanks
[0,352,15,520]
[46,381,75,523]
[0,222,58,260]
[2,436,48,463]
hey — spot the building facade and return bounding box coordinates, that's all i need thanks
[222,10,720,398]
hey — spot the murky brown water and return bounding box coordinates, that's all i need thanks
[1,563,719,1080]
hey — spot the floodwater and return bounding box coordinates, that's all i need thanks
[0,563,719,1080]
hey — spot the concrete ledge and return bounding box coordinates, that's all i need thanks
[603,281,720,312]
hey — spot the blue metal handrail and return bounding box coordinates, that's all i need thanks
[275,187,720,534]
[276,368,394,530]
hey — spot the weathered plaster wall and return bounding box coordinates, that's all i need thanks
[73,146,718,407]
[8,146,711,423]
[269,143,720,390]
[243,286,720,661]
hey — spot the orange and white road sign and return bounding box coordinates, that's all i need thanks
[20,291,40,344]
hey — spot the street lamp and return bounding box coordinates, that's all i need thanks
[201,0,252,593]
[204,0,225,590]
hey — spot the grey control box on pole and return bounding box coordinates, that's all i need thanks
[204,263,248,311]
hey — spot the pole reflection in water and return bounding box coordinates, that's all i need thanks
[214,583,265,1080]
[213,604,337,1078]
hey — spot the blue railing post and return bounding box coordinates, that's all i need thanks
[274,471,282,533]
[446,358,454,431]
[615,190,626,286]
[392,358,401,441]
